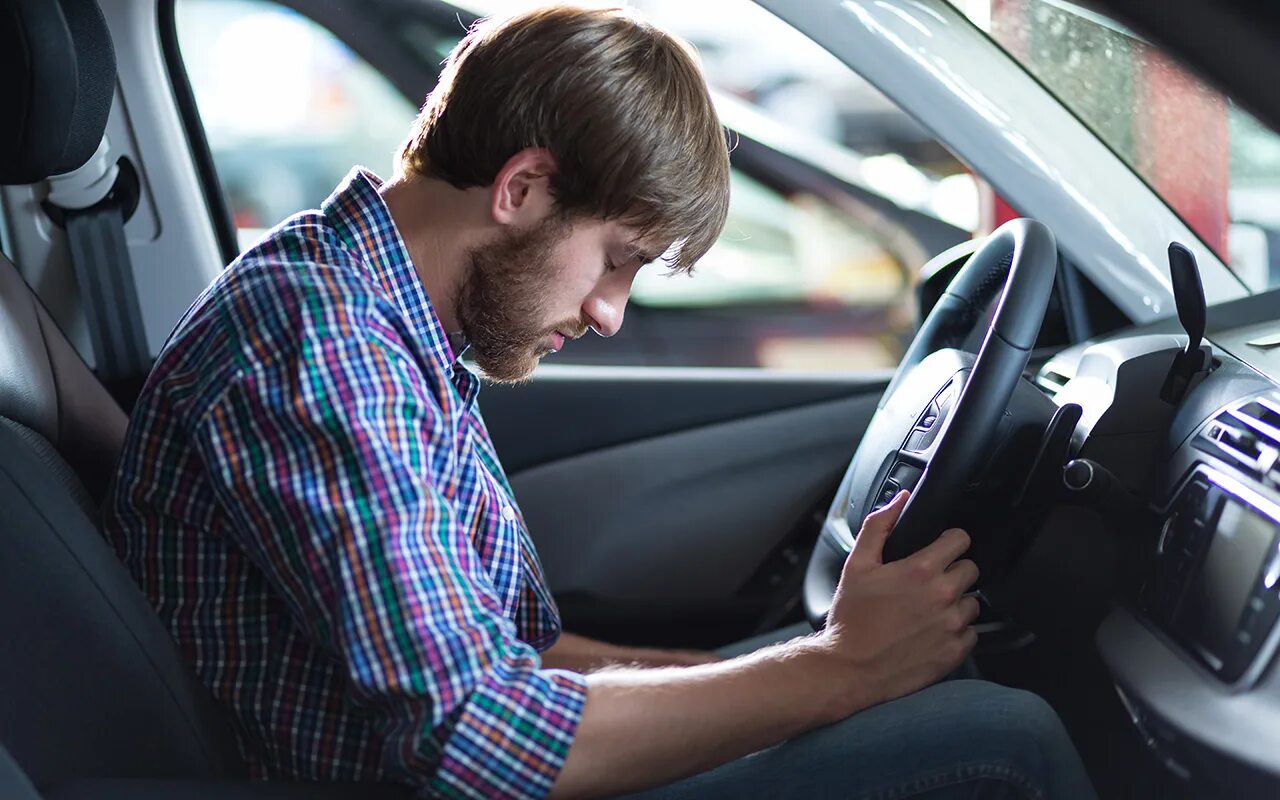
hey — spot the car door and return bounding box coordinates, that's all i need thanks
[170,0,984,647]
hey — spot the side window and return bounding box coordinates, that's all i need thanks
[176,0,419,251]
[179,0,981,372]
[418,1,979,371]
[608,0,979,371]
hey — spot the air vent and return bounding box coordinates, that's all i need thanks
[1199,394,1280,486]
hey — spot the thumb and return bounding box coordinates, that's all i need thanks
[848,490,910,569]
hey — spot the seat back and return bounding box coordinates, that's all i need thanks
[0,0,245,788]
[0,401,243,786]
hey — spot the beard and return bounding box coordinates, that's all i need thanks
[455,216,588,384]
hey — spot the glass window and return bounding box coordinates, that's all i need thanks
[447,0,979,370]
[948,0,1280,292]
[179,0,980,371]
[176,0,419,251]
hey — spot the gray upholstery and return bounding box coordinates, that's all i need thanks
[0,0,117,183]
[0,0,249,790]
[0,261,247,788]
[0,256,126,504]
[0,2,412,796]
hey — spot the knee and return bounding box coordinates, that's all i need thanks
[949,681,1075,766]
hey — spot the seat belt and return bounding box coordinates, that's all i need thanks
[43,137,150,392]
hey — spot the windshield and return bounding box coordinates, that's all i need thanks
[949,0,1280,293]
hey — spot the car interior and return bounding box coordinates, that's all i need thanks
[2,0,1280,798]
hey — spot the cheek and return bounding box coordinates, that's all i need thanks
[546,248,601,307]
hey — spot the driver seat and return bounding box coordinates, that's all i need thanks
[0,0,247,791]
[2,4,412,796]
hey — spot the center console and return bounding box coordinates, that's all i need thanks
[1142,468,1280,685]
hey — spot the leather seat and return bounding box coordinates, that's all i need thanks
[1,4,411,797]
[0,0,246,791]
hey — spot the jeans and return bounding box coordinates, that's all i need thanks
[617,624,1097,800]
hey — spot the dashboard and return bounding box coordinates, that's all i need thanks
[1032,291,1280,793]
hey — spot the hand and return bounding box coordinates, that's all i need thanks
[818,490,979,719]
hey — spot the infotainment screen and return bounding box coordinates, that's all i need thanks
[1181,500,1278,660]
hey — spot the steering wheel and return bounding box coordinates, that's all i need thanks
[804,218,1059,628]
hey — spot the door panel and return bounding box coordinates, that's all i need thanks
[512,394,876,601]
[480,370,887,646]
[479,365,891,472]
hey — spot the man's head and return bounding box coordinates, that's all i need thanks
[396,4,731,383]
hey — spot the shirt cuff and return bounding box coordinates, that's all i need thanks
[430,659,589,799]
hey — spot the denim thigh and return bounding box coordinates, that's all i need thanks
[616,678,1096,800]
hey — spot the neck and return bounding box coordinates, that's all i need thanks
[379,170,489,334]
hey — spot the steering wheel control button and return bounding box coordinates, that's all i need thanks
[890,462,923,490]
[905,429,928,452]
[877,480,900,508]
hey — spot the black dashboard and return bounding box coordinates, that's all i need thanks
[1032,290,1280,794]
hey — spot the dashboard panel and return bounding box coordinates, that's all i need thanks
[1032,291,1280,793]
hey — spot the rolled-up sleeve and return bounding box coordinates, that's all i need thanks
[192,292,586,798]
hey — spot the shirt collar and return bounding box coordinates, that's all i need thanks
[321,168,478,402]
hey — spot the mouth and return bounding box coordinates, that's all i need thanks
[549,331,566,353]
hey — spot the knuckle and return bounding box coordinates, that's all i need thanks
[910,558,936,582]
[932,581,955,607]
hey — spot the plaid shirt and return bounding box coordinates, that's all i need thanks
[103,168,587,797]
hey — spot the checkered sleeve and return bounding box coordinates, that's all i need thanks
[191,273,587,798]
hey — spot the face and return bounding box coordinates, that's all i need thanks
[456,213,655,383]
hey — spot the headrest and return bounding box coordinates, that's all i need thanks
[0,0,116,184]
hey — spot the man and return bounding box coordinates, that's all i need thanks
[105,5,1096,798]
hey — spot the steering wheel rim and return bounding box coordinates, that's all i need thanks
[804,218,1059,629]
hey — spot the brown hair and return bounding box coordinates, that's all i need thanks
[397,4,731,271]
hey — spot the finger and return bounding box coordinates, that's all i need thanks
[957,594,981,627]
[910,527,971,572]
[848,490,910,567]
[943,558,980,598]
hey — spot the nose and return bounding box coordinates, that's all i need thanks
[583,284,629,338]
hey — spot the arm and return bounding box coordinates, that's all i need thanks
[193,282,587,799]
[542,631,721,672]
[551,491,980,799]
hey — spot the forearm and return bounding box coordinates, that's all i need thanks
[549,634,861,799]
[543,631,719,672]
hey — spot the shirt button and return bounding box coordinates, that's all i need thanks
[501,506,515,521]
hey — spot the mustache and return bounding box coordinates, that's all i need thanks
[554,318,591,339]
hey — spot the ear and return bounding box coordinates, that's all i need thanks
[490,147,558,227]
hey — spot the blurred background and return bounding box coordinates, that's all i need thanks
[176,0,1280,372]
